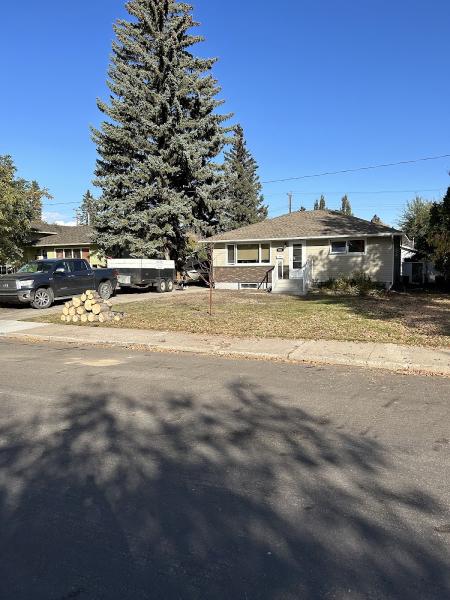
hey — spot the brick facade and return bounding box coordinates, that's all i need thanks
[214,266,273,284]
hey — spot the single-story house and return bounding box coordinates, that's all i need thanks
[25,220,104,266]
[202,210,403,294]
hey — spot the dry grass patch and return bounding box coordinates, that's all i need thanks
[31,289,450,348]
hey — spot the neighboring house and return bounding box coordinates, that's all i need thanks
[203,210,403,295]
[25,220,105,266]
[401,240,441,285]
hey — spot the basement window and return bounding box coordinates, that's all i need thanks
[239,283,259,289]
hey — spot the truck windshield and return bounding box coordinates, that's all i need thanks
[17,262,55,273]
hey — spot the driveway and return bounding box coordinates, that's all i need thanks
[0,339,449,600]
[0,285,204,321]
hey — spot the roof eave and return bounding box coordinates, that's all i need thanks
[200,232,400,243]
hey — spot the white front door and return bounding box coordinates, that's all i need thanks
[276,258,284,280]
[289,242,304,279]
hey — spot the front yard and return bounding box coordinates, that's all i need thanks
[32,289,450,348]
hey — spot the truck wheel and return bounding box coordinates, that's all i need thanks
[32,287,54,309]
[98,280,113,300]
[156,279,167,293]
[165,280,174,292]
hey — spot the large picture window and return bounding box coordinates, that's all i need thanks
[330,239,365,255]
[237,244,259,263]
[227,243,271,265]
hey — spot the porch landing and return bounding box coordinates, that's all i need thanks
[272,279,305,295]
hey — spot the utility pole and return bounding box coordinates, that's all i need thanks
[287,192,293,213]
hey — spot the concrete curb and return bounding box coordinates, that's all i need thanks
[1,321,449,376]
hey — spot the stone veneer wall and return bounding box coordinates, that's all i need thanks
[214,266,273,284]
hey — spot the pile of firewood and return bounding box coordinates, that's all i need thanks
[60,290,124,324]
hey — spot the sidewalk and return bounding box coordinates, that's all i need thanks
[1,320,449,375]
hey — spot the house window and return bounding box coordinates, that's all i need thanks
[348,239,365,253]
[227,245,236,264]
[292,245,303,269]
[261,244,270,263]
[227,243,271,265]
[82,248,90,259]
[72,249,81,258]
[237,244,259,263]
[330,240,366,255]
[56,248,64,258]
[330,241,347,254]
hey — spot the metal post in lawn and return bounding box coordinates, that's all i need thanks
[207,243,214,317]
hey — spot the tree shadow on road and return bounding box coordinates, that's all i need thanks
[0,381,448,599]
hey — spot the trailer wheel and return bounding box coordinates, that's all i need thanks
[165,280,174,292]
[156,279,167,293]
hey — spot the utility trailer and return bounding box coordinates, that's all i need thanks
[107,259,175,293]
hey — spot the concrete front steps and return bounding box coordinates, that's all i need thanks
[272,279,305,295]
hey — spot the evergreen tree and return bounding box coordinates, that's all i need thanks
[92,0,230,266]
[398,196,432,251]
[0,155,50,265]
[76,190,97,226]
[340,194,352,216]
[314,195,326,210]
[427,187,450,278]
[223,125,267,229]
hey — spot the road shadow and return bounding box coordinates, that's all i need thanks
[0,382,448,599]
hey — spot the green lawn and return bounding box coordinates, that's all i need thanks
[32,289,450,348]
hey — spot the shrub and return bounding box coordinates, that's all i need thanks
[319,271,383,296]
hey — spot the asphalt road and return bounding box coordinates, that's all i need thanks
[0,339,449,600]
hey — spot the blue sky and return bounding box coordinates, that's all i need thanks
[1,0,449,226]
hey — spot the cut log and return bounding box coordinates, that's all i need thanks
[113,315,121,322]
[72,297,81,308]
[60,314,66,322]
[92,303,110,315]
[86,291,101,301]
[80,313,88,323]
[68,306,76,316]
[64,301,72,309]
[84,300,92,311]
[80,293,87,302]
[76,306,86,315]
[62,307,69,316]
[87,313,99,323]
[72,315,79,323]
[98,312,113,323]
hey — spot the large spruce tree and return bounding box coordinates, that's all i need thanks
[223,124,267,229]
[92,0,230,265]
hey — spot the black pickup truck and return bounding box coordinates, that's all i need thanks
[0,259,118,309]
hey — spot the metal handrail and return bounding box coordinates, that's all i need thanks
[258,266,275,290]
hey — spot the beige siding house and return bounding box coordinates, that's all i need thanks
[25,221,105,267]
[203,210,403,295]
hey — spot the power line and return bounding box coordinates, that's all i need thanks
[264,187,445,198]
[262,154,450,184]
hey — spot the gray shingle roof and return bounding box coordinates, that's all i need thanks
[205,210,401,242]
[33,223,94,247]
